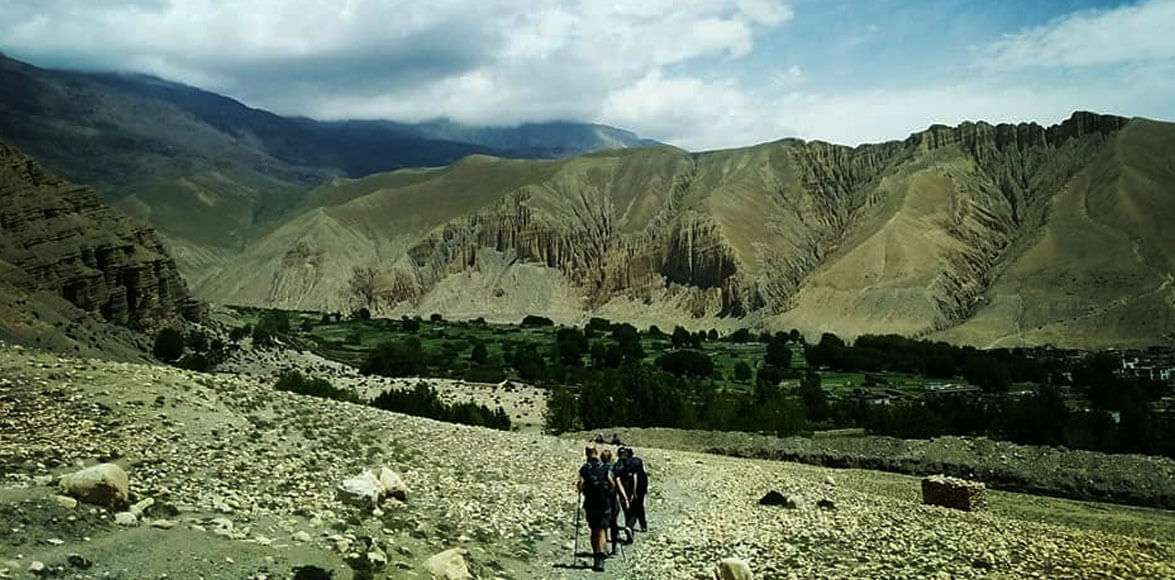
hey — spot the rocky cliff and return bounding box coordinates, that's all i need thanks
[196,112,1175,347]
[0,141,200,331]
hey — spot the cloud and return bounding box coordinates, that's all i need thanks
[1,0,1172,151]
[0,0,793,138]
[982,0,1175,70]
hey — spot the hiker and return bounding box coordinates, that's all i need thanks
[577,444,617,572]
[600,448,630,555]
[617,446,649,532]
[593,433,605,444]
[609,433,623,446]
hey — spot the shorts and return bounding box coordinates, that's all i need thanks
[583,500,612,530]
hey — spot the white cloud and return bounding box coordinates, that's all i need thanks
[983,0,1175,70]
[0,0,794,140]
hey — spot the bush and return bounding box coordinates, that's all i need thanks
[765,334,793,369]
[430,313,444,322]
[153,328,185,362]
[586,317,612,332]
[352,307,372,321]
[177,353,210,372]
[401,317,421,332]
[520,315,554,327]
[229,325,251,342]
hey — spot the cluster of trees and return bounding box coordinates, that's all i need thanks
[274,369,510,431]
[544,365,806,437]
[275,371,359,403]
[841,384,1174,457]
[805,333,1054,392]
[370,383,511,430]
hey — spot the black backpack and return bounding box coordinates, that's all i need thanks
[581,461,612,503]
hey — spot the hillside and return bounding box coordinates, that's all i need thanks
[198,112,1175,347]
[0,54,657,284]
[1,343,1172,578]
[0,141,199,360]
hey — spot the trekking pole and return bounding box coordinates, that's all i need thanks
[571,492,582,566]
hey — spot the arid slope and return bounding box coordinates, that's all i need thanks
[198,112,1174,347]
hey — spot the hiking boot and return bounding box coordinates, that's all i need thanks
[592,553,606,572]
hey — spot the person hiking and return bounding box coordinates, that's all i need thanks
[577,444,617,572]
[600,448,630,555]
[617,446,649,532]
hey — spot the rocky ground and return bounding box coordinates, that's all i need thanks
[1,342,1173,579]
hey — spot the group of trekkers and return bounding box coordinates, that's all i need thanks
[576,441,649,572]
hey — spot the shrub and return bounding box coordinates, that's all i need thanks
[177,353,210,372]
[153,328,185,362]
[430,313,444,322]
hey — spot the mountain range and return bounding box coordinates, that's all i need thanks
[1,54,1172,348]
[0,54,656,280]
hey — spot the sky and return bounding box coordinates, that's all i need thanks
[1,0,1173,150]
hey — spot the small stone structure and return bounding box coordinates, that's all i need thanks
[921,475,986,511]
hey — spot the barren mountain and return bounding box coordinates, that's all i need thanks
[198,112,1175,348]
[0,141,199,359]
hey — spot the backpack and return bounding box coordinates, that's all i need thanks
[580,460,612,503]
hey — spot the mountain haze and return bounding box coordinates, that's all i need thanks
[198,112,1175,348]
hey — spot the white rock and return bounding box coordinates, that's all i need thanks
[716,558,753,580]
[337,471,384,507]
[59,464,129,508]
[52,495,79,509]
[426,548,473,580]
[114,512,139,527]
[129,498,155,517]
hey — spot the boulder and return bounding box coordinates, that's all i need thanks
[715,558,754,580]
[921,475,987,511]
[52,495,79,509]
[337,467,409,507]
[337,471,384,507]
[113,511,138,526]
[58,463,129,509]
[758,490,788,506]
[425,548,473,580]
[376,467,409,502]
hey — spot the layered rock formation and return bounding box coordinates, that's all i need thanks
[0,142,200,330]
[197,112,1175,347]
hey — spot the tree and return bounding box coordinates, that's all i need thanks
[471,341,489,364]
[798,369,829,421]
[655,350,715,378]
[430,313,444,322]
[733,361,753,382]
[646,325,664,337]
[728,328,752,343]
[153,328,185,362]
[611,324,644,362]
[347,266,385,311]
[765,334,793,369]
[707,329,719,341]
[362,338,425,377]
[543,386,580,434]
[555,328,588,367]
[521,315,554,327]
[671,326,692,348]
[586,317,612,332]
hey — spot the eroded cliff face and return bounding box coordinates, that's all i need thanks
[197,112,1174,346]
[0,142,200,329]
